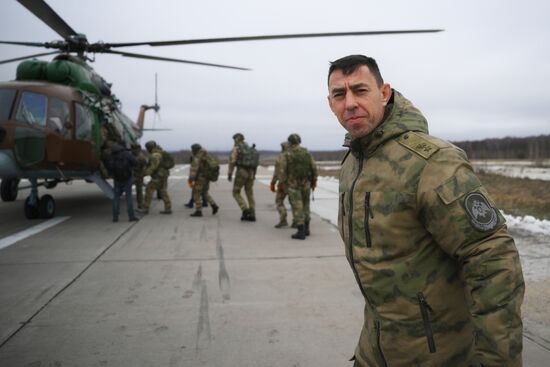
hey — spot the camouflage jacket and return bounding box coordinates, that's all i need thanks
[189,148,208,182]
[279,145,318,187]
[228,144,240,176]
[270,155,282,186]
[339,90,524,367]
[132,150,147,179]
[144,148,169,179]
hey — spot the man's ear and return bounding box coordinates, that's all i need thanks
[381,83,391,105]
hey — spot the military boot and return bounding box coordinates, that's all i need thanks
[241,208,250,221]
[291,221,298,228]
[212,204,219,215]
[274,219,288,228]
[304,220,310,236]
[291,225,306,240]
[184,199,194,208]
[190,210,203,217]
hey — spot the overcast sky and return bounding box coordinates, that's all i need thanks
[1,0,549,151]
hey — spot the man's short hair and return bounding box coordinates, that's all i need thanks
[328,55,384,87]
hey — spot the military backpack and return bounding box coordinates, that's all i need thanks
[109,151,132,183]
[287,148,313,180]
[160,150,175,169]
[204,154,220,182]
[236,143,259,169]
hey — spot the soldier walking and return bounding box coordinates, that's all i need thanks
[108,142,138,222]
[228,133,258,221]
[188,144,219,217]
[270,142,291,228]
[139,140,172,215]
[278,134,318,240]
[131,143,147,209]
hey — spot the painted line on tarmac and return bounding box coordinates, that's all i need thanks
[0,216,70,251]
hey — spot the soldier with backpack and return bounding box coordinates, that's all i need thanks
[279,134,318,240]
[187,144,219,217]
[138,140,172,215]
[228,133,259,221]
[108,142,139,222]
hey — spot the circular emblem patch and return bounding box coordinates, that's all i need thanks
[463,192,498,231]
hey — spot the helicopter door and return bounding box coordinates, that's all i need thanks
[13,91,47,167]
[60,103,98,167]
[45,97,71,163]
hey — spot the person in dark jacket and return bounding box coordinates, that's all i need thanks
[109,142,138,222]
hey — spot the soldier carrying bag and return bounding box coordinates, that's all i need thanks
[236,143,259,169]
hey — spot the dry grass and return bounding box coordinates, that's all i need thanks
[318,169,550,220]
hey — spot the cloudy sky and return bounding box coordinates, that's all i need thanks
[1,0,549,151]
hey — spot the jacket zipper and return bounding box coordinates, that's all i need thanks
[347,152,369,301]
[417,292,437,353]
[364,192,373,248]
[375,320,389,367]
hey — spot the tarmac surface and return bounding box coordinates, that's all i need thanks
[0,165,548,366]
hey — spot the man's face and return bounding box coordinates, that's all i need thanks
[327,65,391,139]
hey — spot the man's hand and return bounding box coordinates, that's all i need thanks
[270,183,276,193]
[277,183,285,192]
[187,179,193,189]
[310,179,317,190]
[228,174,232,182]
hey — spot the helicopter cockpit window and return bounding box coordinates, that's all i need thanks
[15,91,47,127]
[75,103,93,141]
[0,89,17,121]
[48,97,70,135]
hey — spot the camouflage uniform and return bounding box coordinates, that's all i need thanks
[339,91,524,367]
[228,136,256,218]
[143,146,171,213]
[270,143,289,226]
[132,146,147,209]
[279,137,318,239]
[189,147,218,213]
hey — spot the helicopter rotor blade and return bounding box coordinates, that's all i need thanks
[105,50,251,71]
[104,29,443,48]
[0,51,60,65]
[0,40,49,48]
[17,0,77,40]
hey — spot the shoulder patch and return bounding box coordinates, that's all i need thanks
[397,132,440,159]
[463,192,498,232]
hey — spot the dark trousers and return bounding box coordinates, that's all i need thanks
[113,180,135,220]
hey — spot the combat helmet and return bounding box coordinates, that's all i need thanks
[191,143,202,154]
[145,140,157,152]
[287,133,301,145]
[232,133,244,142]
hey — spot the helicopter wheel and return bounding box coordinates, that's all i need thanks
[24,196,40,219]
[39,195,56,219]
[1,178,20,202]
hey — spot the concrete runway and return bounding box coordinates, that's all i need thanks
[0,166,548,366]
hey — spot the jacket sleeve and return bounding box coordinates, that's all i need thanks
[418,148,524,366]
[144,152,161,176]
[271,159,280,185]
[228,146,238,176]
[278,153,288,184]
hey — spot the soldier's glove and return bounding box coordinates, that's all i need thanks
[269,183,276,193]
[277,183,285,192]
[310,179,317,190]
[228,174,232,182]
[187,179,193,189]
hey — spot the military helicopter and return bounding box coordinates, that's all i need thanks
[0,0,442,219]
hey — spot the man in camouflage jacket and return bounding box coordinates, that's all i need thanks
[327,55,524,366]
[278,134,318,240]
[270,141,291,228]
[131,143,148,209]
[228,133,256,221]
[188,143,219,217]
[140,140,172,214]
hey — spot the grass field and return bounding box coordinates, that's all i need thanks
[318,168,550,220]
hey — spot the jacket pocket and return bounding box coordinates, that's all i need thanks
[364,192,373,248]
[417,292,437,353]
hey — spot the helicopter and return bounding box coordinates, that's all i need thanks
[0,0,442,219]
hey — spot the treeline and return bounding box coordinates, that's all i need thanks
[168,149,347,164]
[453,134,550,160]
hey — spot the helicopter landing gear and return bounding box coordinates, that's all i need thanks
[23,179,56,219]
[1,178,19,202]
